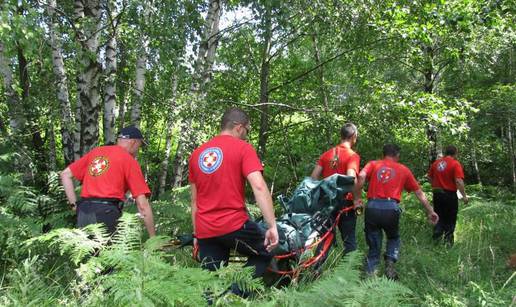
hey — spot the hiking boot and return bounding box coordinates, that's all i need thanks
[384,260,398,280]
[366,269,378,278]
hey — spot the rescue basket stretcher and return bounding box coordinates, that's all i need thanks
[177,174,356,279]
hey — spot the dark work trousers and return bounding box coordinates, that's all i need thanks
[432,190,458,244]
[337,199,357,254]
[364,199,401,273]
[198,220,272,279]
[76,199,122,234]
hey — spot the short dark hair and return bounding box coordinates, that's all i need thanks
[220,107,250,131]
[340,123,357,140]
[383,144,400,157]
[444,145,457,156]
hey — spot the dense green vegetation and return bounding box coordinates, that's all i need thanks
[0,0,514,305]
[0,170,514,305]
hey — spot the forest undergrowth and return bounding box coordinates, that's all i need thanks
[0,173,514,306]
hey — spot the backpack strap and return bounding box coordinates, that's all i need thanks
[330,146,339,169]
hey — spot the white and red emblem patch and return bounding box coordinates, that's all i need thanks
[88,156,110,176]
[376,166,396,184]
[437,160,447,172]
[198,147,223,174]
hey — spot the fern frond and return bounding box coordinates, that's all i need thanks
[109,213,142,251]
[25,223,110,265]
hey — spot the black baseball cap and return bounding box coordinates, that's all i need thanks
[117,126,148,145]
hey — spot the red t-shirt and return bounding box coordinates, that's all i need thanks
[428,156,464,191]
[188,135,263,239]
[69,145,151,201]
[361,159,420,202]
[317,144,360,200]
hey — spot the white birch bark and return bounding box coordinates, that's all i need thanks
[74,0,102,156]
[47,0,74,164]
[158,76,178,196]
[103,0,119,144]
[0,41,24,134]
[130,3,150,128]
[173,0,222,187]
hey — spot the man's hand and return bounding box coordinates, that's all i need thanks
[353,198,363,209]
[264,227,279,252]
[427,210,439,225]
[462,195,469,204]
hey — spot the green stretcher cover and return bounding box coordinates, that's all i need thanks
[270,174,355,255]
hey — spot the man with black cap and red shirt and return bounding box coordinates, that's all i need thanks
[428,145,468,245]
[60,126,156,236]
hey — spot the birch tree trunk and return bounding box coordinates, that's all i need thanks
[103,1,119,144]
[471,139,482,185]
[0,41,24,134]
[158,76,178,196]
[172,0,222,187]
[116,41,128,131]
[48,126,57,171]
[508,118,516,189]
[130,3,150,128]
[312,31,332,147]
[47,0,74,165]
[257,3,272,160]
[74,0,102,156]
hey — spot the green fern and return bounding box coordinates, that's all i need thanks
[26,223,110,265]
[263,252,413,307]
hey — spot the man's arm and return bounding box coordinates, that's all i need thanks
[190,183,197,236]
[310,165,323,180]
[414,189,439,224]
[352,171,367,207]
[247,171,278,252]
[60,167,77,211]
[455,178,468,204]
[135,194,156,237]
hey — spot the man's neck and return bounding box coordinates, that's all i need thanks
[384,156,398,162]
[339,140,352,148]
[220,130,239,138]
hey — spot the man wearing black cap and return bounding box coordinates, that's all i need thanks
[60,126,156,236]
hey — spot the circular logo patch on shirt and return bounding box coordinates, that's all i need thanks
[198,147,223,174]
[437,160,447,172]
[377,167,396,183]
[88,156,110,176]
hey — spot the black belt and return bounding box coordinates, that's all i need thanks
[369,198,400,203]
[79,197,124,210]
[432,188,455,194]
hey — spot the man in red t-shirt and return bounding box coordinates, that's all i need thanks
[428,145,468,245]
[311,123,360,254]
[188,108,278,285]
[60,126,155,236]
[353,144,438,279]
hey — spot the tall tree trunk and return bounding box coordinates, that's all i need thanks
[130,3,150,128]
[423,45,438,166]
[75,0,102,156]
[47,0,74,165]
[471,139,482,185]
[173,0,222,187]
[0,41,24,134]
[257,3,272,160]
[103,5,118,144]
[311,31,332,147]
[48,126,57,171]
[116,42,128,132]
[508,118,516,189]
[15,13,48,188]
[158,76,178,196]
